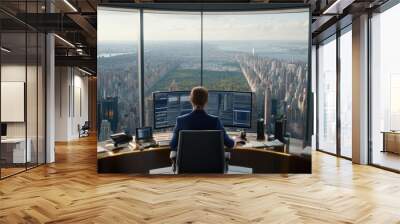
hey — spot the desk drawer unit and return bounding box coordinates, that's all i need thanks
[0,139,32,164]
[383,132,400,154]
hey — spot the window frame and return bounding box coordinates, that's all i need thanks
[98,4,312,145]
[315,24,353,160]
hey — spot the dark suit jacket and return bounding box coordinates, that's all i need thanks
[170,109,235,151]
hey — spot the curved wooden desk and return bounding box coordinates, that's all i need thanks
[97,133,311,174]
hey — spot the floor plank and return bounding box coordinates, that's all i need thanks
[0,136,399,223]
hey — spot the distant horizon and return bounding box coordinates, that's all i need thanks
[98,39,309,44]
[98,9,309,42]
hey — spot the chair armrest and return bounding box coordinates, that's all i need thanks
[170,151,177,173]
[224,152,231,160]
[170,151,177,159]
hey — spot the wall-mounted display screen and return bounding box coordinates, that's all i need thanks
[97,4,311,174]
[153,91,252,129]
[1,82,25,122]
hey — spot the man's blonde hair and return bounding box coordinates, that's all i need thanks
[190,86,208,108]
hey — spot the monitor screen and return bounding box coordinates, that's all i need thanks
[1,123,7,137]
[153,91,252,129]
[136,127,153,140]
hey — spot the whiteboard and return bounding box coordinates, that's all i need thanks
[1,82,25,122]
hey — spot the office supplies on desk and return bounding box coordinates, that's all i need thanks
[236,139,246,145]
[110,132,133,147]
[239,130,247,141]
[138,142,157,149]
[265,139,284,147]
[97,146,109,153]
[275,119,286,142]
[257,118,265,140]
[243,141,265,148]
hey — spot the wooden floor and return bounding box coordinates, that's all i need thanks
[1,136,400,224]
[372,150,400,171]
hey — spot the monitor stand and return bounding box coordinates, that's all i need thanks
[239,129,247,141]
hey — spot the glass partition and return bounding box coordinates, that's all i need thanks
[339,28,352,158]
[1,30,28,177]
[27,30,38,169]
[317,36,337,154]
[370,4,400,171]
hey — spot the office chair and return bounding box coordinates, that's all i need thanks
[79,121,90,138]
[176,130,225,174]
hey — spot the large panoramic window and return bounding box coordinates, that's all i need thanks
[98,7,310,140]
[97,8,140,140]
[339,28,352,158]
[203,10,309,138]
[318,36,337,154]
[371,4,400,171]
[143,11,201,127]
[96,5,311,174]
[202,13,252,92]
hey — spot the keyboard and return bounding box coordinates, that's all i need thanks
[157,140,171,147]
[140,142,157,148]
[240,140,284,149]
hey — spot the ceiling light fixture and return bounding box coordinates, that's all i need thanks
[78,67,93,76]
[63,0,78,12]
[1,47,11,53]
[323,0,344,15]
[54,34,75,48]
[323,0,356,15]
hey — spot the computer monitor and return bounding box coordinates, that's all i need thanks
[135,127,153,141]
[1,123,7,137]
[153,90,252,129]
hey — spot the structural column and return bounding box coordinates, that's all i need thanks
[46,33,55,163]
[352,14,369,164]
[45,1,55,163]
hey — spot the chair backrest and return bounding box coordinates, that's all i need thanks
[82,121,90,129]
[177,130,225,174]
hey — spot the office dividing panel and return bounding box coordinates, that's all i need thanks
[0,2,46,179]
[97,4,312,174]
[0,30,28,177]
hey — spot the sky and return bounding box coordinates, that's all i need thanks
[97,8,309,42]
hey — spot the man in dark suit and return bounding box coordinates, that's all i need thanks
[170,86,236,158]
